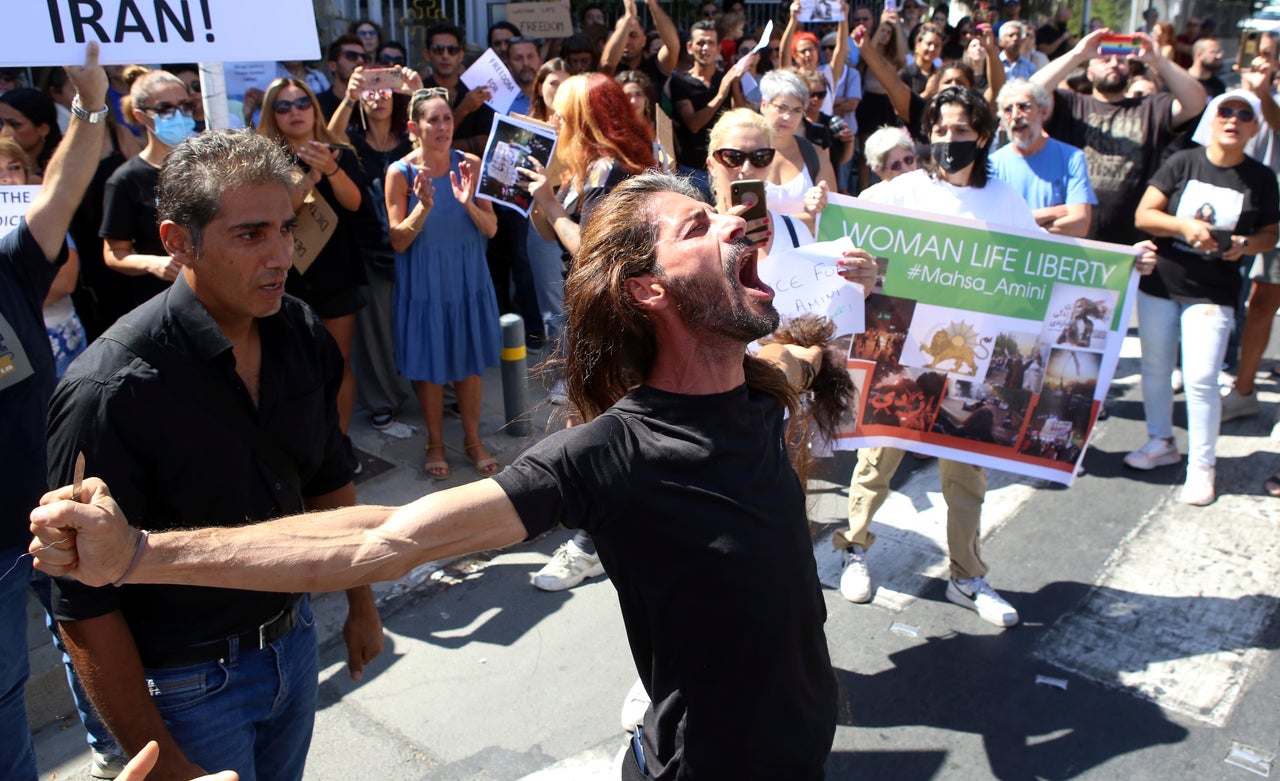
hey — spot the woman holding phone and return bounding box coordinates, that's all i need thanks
[258,77,366,439]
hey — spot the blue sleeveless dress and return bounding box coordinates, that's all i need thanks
[390,152,501,384]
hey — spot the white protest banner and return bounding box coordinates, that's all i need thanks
[817,194,1141,486]
[505,1,574,38]
[0,187,42,240]
[798,0,841,23]
[461,49,522,114]
[3,0,320,66]
[758,236,865,337]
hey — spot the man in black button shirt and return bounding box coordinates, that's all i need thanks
[45,130,383,781]
[34,172,883,779]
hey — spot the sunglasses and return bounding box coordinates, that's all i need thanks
[713,147,777,168]
[379,54,406,65]
[430,44,462,55]
[272,96,314,114]
[887,154,916,172]
[412,87,450,104]
[357,29,379,38]
[140,101,195,119]
[1217,105,1256,123]
[822,44,836,51]
[341,50,371,63]
[361,88,394,102]
[810,91,827,99]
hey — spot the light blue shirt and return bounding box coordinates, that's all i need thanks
[999,51,1037,81]
[990,136,1097,210]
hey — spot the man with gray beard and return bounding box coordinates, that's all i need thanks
[1032,27,1205,243]
[990,79,1096,237]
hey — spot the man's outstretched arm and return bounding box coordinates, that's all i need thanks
[31,478,527,592]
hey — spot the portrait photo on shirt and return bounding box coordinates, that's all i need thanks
[1172,178,1244,255]
[476,113,557,216]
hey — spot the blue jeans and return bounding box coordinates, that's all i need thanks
[145,597,319,781]
[29,571,121,759]
[526,226,566,354]
[1136,291,1234,468]
[0,546,36,781]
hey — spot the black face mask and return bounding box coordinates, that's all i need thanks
[932,140,979,174]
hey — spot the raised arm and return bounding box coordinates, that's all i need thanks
[28,43,109,261]
[854,24,913,122]
[1032,26,1108,115]
[599,0,639,76]
[32,477,529,593]
[779,2,802,68]
[829,3,851,84]
[646,0,681,76]
[1135,32,1207,126]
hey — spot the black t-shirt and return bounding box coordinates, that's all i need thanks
[349,127,413,266]
[317,88,343,123]
[1045,89,1177,243]
[1036,22,1071,60]
[1199,74,1227,99]
[48,275,352,665]
[494,384,837,780]
[668,69,727,168]
[286,145,369,310]
[1141,147,1280,306]
[424,76,496,148]
[899,62,931,96]
[0,221,65,551]
[99,154,170,311]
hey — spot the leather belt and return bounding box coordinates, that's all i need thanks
[145,596,302,668]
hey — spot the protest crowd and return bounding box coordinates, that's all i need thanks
[2,0,1279,778]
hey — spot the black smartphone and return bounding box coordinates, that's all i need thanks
[730,179,768,224]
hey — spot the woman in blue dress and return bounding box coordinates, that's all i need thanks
[386,88,500,479]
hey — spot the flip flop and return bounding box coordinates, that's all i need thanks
[464,441,500,476]
[424,444,451,481]
[1265,472,1280,498]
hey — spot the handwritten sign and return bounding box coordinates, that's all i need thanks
[505,2,574,38]
[3,0,320,66]
[461,49,522,114]
[291,193,337,275]
[759,237,866,337]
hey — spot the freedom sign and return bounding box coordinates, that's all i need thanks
[815,194,1141,485]
[3,0,320,66]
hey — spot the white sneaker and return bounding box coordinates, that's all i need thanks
[532,540,605,591]
[1220,388,1261,422]
[839,545,873,603]
[1124,437,1180,470]
[1180,463,1216,506]
[946,576,1019,627]
[620,677,650,731]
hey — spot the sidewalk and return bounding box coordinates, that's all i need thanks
[27,351,562,780]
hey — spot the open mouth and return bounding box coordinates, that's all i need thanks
[734,242,774,300]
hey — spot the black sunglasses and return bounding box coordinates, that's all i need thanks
[431,44,462,55]
[341,50,371,63]
[811,91,827,99]
[379,54,406,65]
[272,96,314,114]
[713,147,777,168]
[887,154,916,172]
[1217,105,1256,123]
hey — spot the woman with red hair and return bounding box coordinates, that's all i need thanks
[520,72,657,591]
[778,0,849,116]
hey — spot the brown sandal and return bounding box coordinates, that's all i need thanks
[424,443,451,481]
[463,441,500,476]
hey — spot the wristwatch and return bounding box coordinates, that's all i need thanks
[71,95,109,124]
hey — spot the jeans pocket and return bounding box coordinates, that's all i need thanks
[145,661,230,715]
[296,596,314,630]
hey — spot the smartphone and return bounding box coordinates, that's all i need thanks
[363,68,404,91]
[884,0,898,13]
[1099,34,1142,58]
[730,179,768,224]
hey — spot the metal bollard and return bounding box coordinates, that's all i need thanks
[499,314,531,436]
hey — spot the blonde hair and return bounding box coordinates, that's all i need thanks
[0,136,32,181]
[255,77,351,150]
[706,108,774,203]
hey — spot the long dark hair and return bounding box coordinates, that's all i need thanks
[921,86,995,187]
[563,171,798,424]
[0,88,61,173]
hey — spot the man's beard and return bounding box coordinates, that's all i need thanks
[665,237,779,342]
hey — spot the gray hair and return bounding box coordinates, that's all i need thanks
[864,126,915,172]
[760,69,809,106]
[996,78,1050,110]
[157,129,299,252]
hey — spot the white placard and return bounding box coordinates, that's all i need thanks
[0,186,42,240]
[798,0,841,22]
[476,113,558,217]
[3,0,320,66]
[460,49,522,114]
[758,236,866,337]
